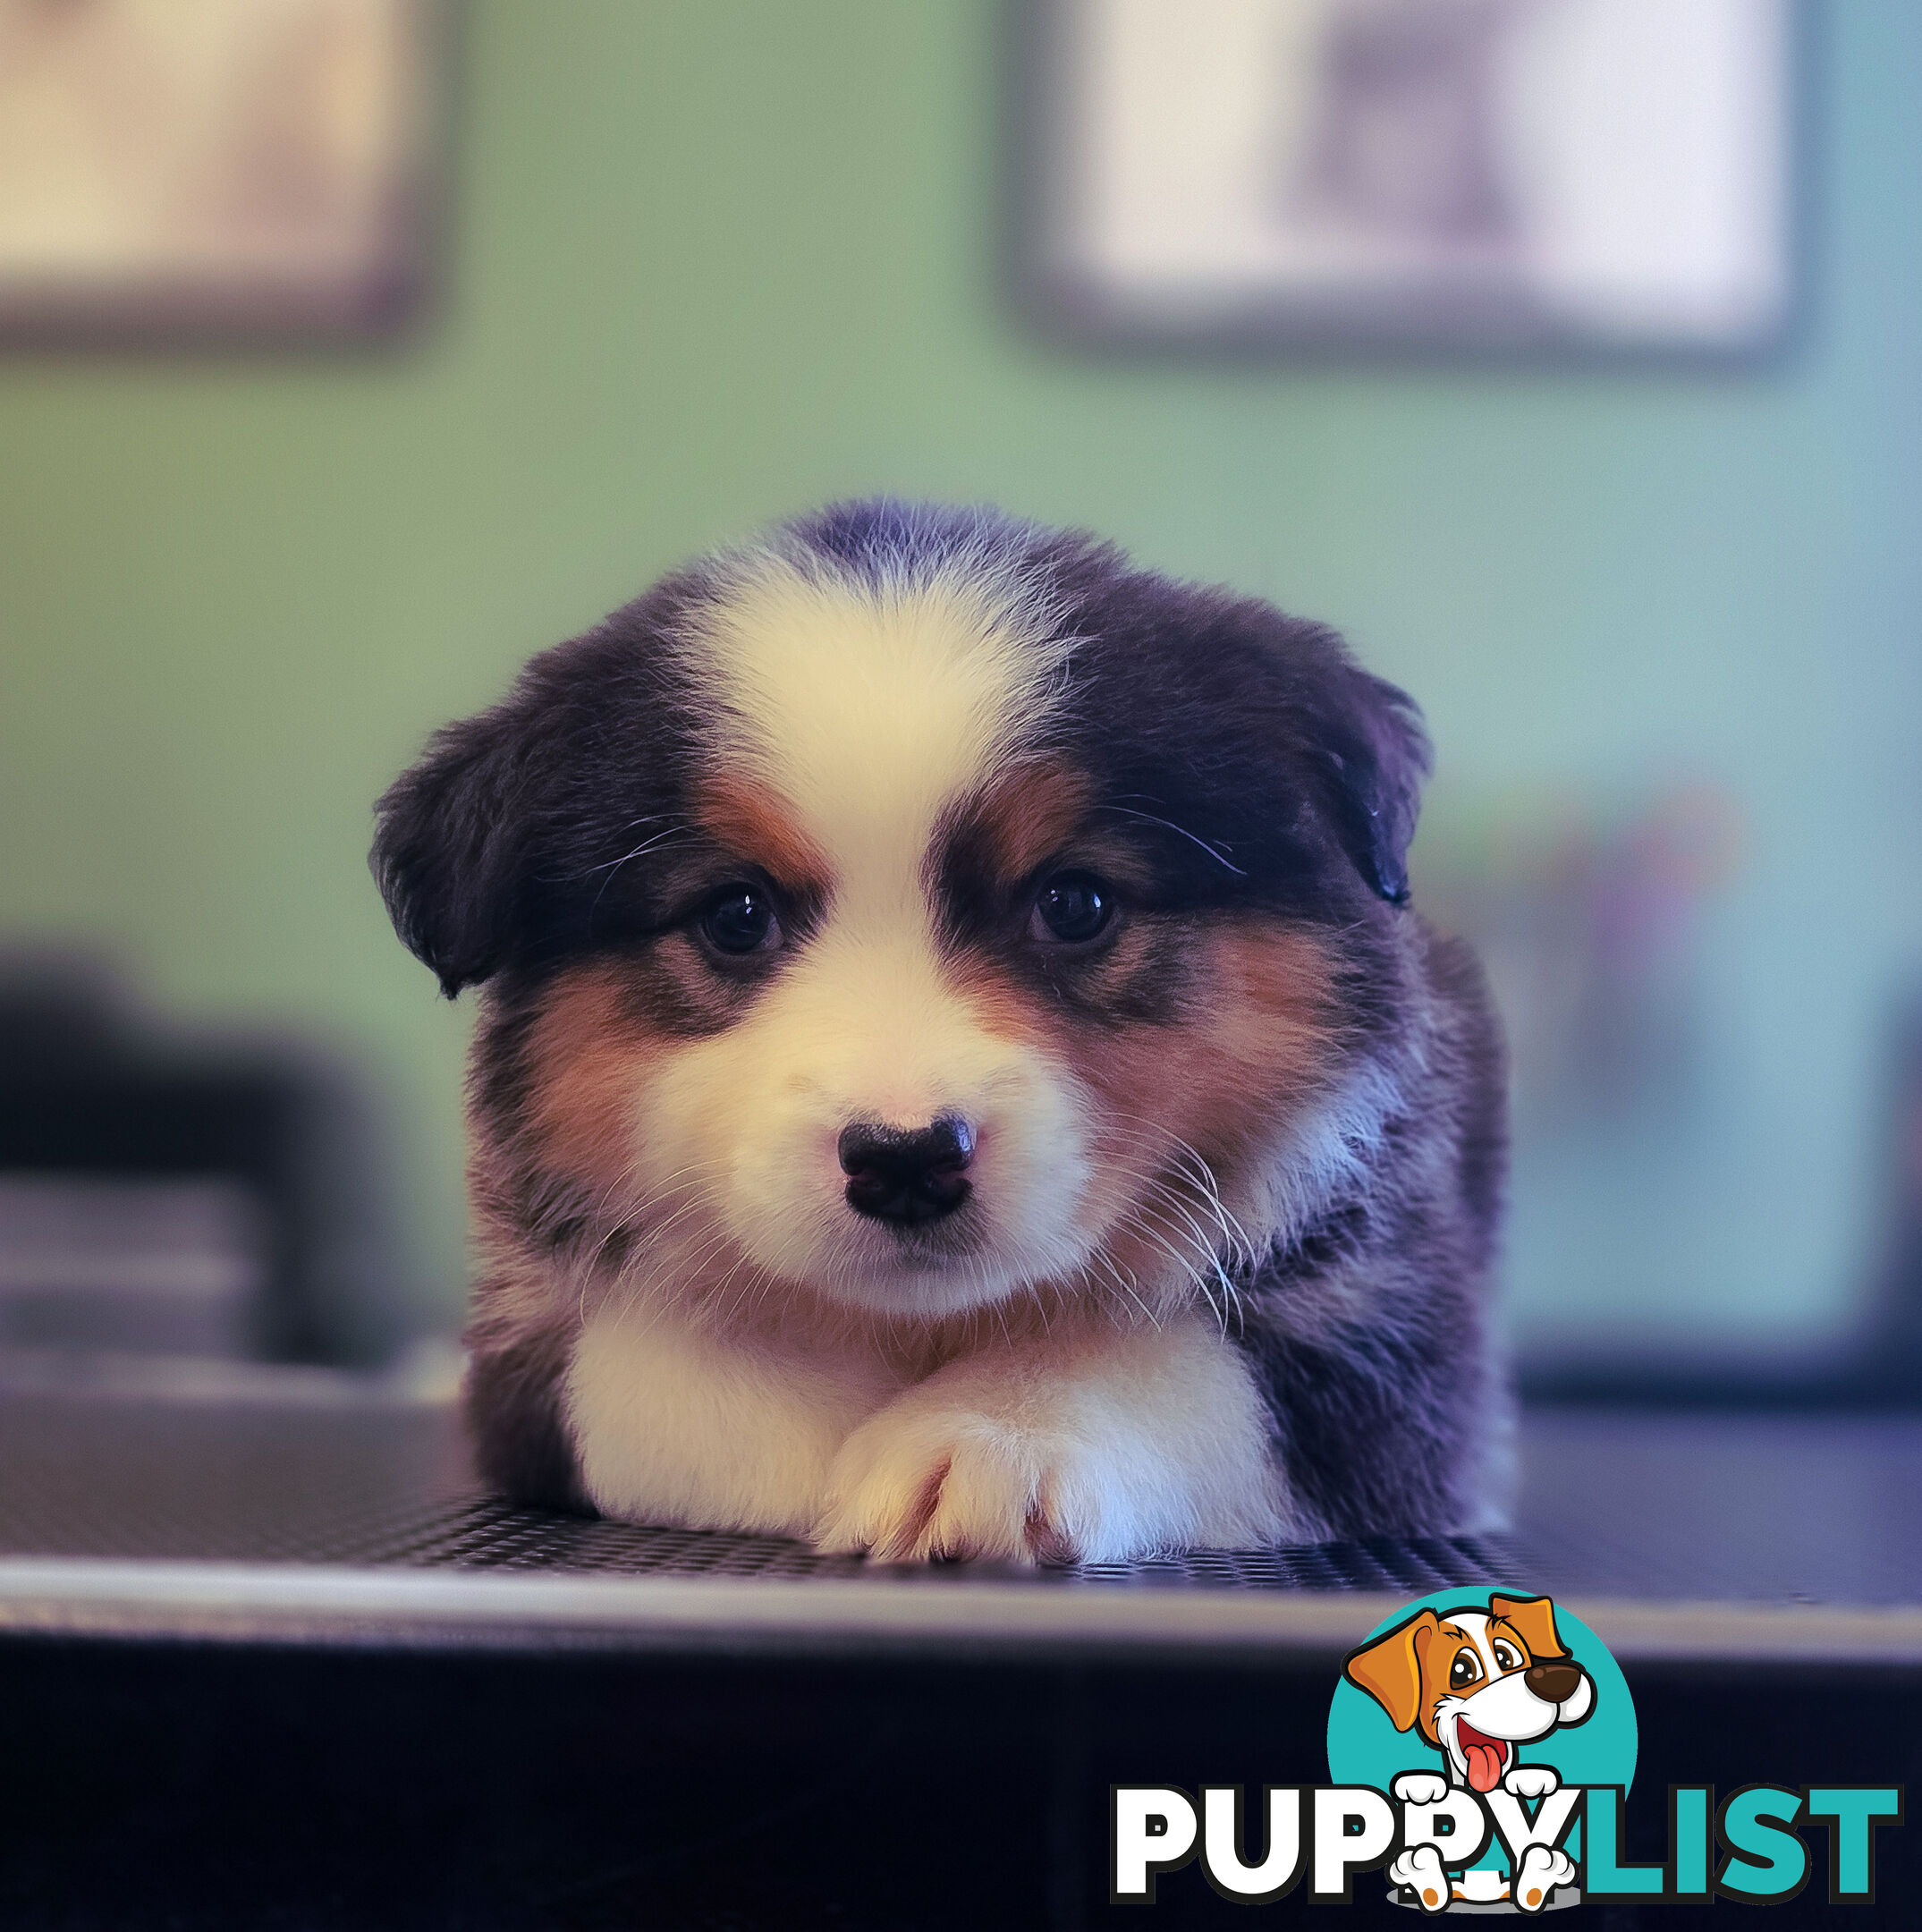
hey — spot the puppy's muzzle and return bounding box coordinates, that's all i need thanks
[1525,1662,1584,1704]
[838,1117,974,1226]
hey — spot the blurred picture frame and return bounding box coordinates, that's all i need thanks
[1017,0,1802,358]
[0,0,447,345]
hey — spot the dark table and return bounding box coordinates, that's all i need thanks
[2,1375,1918,1928]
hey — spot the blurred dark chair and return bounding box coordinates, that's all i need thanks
[0,958,419,1369]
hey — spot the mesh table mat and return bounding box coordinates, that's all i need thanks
[4,1383,1922,1606]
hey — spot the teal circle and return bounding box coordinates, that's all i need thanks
[1325,1588,1637,1875]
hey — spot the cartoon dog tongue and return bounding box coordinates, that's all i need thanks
[1458,1723,1506,1793]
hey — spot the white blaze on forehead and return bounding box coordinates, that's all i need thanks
[1451,1612,1500,1674]
[690,558,1065,891]
[1456,1612,1489,1646]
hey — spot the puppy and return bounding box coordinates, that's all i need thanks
[372,500,1507,1561]
[1345,1594,1591,1911]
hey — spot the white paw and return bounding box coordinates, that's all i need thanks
[814,1397,1130,1562]
[1511,1843,1576,1913]
[1503,1765,1560,1801]
[1388,1845,1451,1914]
[1392,1771,1450,1806]
[814,1326,1285,1563]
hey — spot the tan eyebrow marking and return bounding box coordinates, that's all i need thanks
[698,771,833,896]
[961,760,1092,882]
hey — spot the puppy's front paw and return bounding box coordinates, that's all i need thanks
[1392,1771,1450,1806]
[1502,1765,1560,1801]
[816,1323,1286,1563]
[816,1400,1130,1563]
[1387,1845,1451,1914]
[1511,1843,1575,1912]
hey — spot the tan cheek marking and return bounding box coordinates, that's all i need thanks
[944,923,1342,1299]
[519,961,676,1193]
[1088,926,1335,1138]
[1076,926,1341,1239]
[699,770,833,897]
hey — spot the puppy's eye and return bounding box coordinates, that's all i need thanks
[1449,1653,1483,1690]
[699,886,781,956]
[1492,1641,1522,1673]
[1029,872,1114,945]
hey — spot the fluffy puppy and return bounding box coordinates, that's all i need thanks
[373,500,1508,1561]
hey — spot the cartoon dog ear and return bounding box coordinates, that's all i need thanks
[371,694,549,998]
[1317,666,1432,906]
[1489,1595,1569,1663]
[1342,1608,1439,1733]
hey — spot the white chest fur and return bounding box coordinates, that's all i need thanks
[563,1301,905,1537]
[563,1298,1292,1560]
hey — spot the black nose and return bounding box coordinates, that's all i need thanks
[838,1117,974,1226]
[1525,1662,1582,1704]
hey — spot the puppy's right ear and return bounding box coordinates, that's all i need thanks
[1342,1608,1438,1733]
[371,700,541,998]
[1488,1594,1570,1664]
[1317,666,1432,907]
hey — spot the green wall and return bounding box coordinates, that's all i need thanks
[3,3,1918,1355]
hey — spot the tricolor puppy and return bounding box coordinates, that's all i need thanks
[1343,1594,1595,1794]
[372,501,1507,1561]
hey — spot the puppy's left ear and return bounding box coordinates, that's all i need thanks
[1342,1608,1439,1732]
[1489,1594,1569,1662]
[1318,668,1432,906]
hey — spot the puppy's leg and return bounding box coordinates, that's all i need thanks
[565,1302,898,1537]
[817,1314,1290,1562]
[466,1317,592,1511]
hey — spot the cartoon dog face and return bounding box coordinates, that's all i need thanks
[1342,1594,1594,1792]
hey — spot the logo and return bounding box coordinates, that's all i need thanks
[1110,1587,1903,1911]
[1330,1590,1632,1911]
